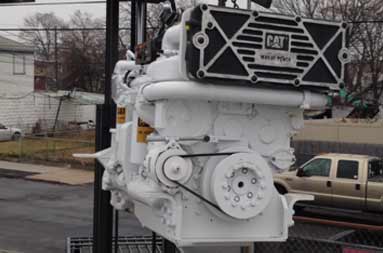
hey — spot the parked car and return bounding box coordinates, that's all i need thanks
[274,153,383,213]
[0,123,22,141]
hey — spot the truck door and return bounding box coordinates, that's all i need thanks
[366,159,383,212]
[294,158,333,206]
[331,159,365,210]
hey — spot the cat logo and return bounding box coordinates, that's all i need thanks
[265,33,289,51]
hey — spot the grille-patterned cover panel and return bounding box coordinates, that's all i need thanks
[183,5,349,90]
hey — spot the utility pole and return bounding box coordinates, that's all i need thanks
[93,1,119,253]
[54,26,58,90]
[51,26,59,136]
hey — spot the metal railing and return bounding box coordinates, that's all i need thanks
[67,236,163,253]
[67,220,383,253]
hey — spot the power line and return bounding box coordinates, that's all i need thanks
[0,1,107,7]
[0,27,131,31]
[349,20,383,24]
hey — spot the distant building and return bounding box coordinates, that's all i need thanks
[0,36,97,133]
[0,35,34,95]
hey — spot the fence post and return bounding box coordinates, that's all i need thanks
[18,136,23,161]
[46,135,49,160]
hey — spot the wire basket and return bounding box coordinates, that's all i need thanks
[66,236,163,253]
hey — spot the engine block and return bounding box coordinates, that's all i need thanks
[78,4,348,253]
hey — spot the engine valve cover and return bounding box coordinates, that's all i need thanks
[183,5,349,90]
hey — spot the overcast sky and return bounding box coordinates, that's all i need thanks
[0,0,106,28]
[0,0,262,42]
[0,0,254,29]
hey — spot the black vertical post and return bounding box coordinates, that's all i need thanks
[104,0,119,106]
[93,0,119,253]
[162,239,177,253]
[151,232,156,253]
[54,26,58,89]
[114,210,119,253]
[345,26,350,90]
[130,0,136,51]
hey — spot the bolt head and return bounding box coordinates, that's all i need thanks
[295,16,302,23]
[197,70,205,78]
[225,171,235,179]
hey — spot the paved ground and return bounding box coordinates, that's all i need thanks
[0,161,381,252]
[0,177,148,253]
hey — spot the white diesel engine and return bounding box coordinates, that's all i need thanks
[81,4,348,252]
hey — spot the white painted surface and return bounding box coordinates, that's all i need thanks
[0,52,34,95]
[0,93,96,133]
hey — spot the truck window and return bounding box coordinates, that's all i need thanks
[337,160,359,180]
[368,160,383,182]
[301,158,331,177]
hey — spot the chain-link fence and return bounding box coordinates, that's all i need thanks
[255,221,383,253]
[0,129,95,169]
[67,236,163,253]
[67,221,383,253]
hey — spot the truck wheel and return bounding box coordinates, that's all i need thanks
[12,132,21,141]
[274,184,287,195]
[293,205,304,214]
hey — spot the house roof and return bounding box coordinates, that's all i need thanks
[0,35,34,54]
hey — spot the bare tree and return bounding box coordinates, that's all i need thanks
[20,12,66,61]
[119,0,193,49]
[272,0,325,18]
[273,0,383,104]
[60,11,106,93]
[119,2,164,49]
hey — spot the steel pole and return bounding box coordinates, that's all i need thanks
[135,0,146,44]
[93,0,119,253]
[130,0,136,50]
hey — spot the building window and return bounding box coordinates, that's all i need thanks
[13,54,26,75]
